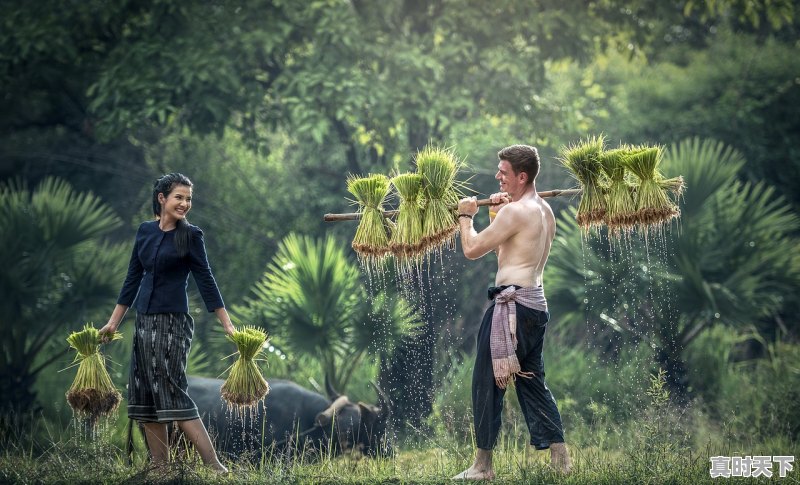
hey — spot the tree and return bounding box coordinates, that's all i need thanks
[233,233,421,392]
[584,32,800,212]
[4,0,794,425]
[545,138,800,395]
[0,178,128,415]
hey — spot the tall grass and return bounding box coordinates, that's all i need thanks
[4,401,784,484]
[4,339,798,483]
[1,409,796,483]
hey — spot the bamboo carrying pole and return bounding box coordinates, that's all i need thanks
[323,188,582,222]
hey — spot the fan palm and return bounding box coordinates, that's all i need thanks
[545,138,800,395]
[0,178,127,414]
[235,233,421,391]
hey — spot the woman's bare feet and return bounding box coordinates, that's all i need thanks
[207,461,229,475]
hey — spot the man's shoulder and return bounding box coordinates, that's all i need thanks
[510,198,549,217]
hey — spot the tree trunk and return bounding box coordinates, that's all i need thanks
[382,314,435,431]
[655,347,690,404]
[0,368,41,442]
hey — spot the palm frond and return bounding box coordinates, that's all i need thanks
[662,137,743,219]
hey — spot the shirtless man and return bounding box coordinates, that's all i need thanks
[453,144,571,480]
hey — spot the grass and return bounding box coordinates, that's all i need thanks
[0,436,713,484]
[2,409,795,484]
[5,346,798,484]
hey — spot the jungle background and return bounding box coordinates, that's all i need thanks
[1,0,799,482]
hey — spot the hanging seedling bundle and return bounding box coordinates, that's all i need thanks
[623,146,680,229]
[65,324,122,418]
[221,326,270,408]
[658,174,686,201]
[389,172,424,260]
[598,147,637,237]
[324,139,686,255]
[416,146,463,252]
[559,136,607,230]
[347,174,392,265]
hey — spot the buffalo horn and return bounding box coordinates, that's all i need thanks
[324,373,342,400]
[315,395,350,428]
[369,380,391,417]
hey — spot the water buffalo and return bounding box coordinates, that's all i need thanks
[185,375,392,461]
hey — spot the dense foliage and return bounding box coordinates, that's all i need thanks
[1,0,798,446]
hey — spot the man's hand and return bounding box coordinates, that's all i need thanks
[489,192,511,211]
[458,196,479,216]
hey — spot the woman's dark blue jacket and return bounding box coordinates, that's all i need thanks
[116,220,225,314]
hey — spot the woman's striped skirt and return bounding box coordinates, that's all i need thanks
[127,312,200,423]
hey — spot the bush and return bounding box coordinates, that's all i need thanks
[685,326,800,442]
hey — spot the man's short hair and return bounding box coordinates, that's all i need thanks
[497,145,540,184]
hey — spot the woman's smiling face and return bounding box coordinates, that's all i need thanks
[159,184,192,221]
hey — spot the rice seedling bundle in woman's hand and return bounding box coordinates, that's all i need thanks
[65,324,122,418]
[347,174,392,267]
[559,136,607,231]
[623,146,680,230]
[389,173,424,261]
[417,146,463,253]
[221,326,270,408]
[598,147,637,238]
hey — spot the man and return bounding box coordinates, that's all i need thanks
[454,144,571,480]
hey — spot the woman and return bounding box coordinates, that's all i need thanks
[100,173,235,473]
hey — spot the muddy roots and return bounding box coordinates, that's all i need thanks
[66,388,121,417]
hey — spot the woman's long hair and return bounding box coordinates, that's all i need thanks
[152,173,193,257]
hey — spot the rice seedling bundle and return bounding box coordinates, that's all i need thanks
[65,324,122,418]
[347,174,392,265]
[559,136,607,230]
[221,326,270,408]
[389,173,424,260]
[598,147,637,237]
[623,146,680,228]
[416,146,462,252]
[658,175,686,201]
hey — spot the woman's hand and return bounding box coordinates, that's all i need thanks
[99,304,129,343]
[215,307,236,336]
[98,320,119,343]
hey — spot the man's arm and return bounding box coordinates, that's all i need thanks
[458,197,519,260]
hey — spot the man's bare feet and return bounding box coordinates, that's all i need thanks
[453,449,495,480]
[549,442,572,474]
[452,465,495,481]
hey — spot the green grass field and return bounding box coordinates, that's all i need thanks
[2,413,796,484]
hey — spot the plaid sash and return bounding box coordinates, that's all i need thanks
[490,286,548,389]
